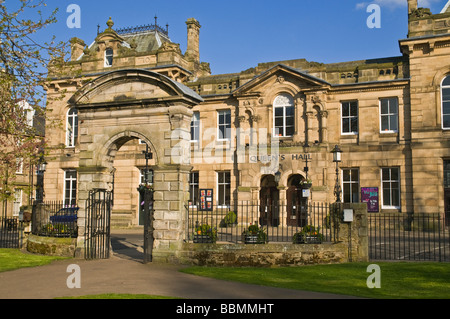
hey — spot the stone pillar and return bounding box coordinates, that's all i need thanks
[336,203,369,262]
[152,165,191,262]
[278,188,287,227]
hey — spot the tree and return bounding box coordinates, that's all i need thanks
[0,0,69,202]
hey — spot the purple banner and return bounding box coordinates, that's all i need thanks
[361,187,379,212]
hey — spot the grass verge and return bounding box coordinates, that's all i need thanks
[180,262,450,299]
[0,248,68,273]
[57,294,178,299]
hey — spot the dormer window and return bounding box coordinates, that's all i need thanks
[104,48,113,67]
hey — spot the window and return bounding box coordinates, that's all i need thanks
[380,98,398,133]
[104,48,113,67]
[441,76,450,129]
[66,108,78,147]
[191,111,200,142]
[64,170,77,207]
[343,169,359,203]
[341,101,358,134]
[16,158,23,174]
[273,94,295,137]
[381,168,400,208]
[13,189,22,217]
[218,110,231,140]
[217,171,230,207]
[189,172,199,206]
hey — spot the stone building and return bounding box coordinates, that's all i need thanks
[44,0,450,254]
[0,101,45,220]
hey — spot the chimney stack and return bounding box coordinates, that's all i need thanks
[408,0,418,14]
[70,37,85,61]
[185,18,201,63]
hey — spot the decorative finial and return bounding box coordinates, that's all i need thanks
[154,15,157,26]
[106,17,114,29]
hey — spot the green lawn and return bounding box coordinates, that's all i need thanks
[180,262,450,299]
[57,294,178,299]
[0,248,68,272]
[2,249,449,299]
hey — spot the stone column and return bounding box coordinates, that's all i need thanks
[336,203,369,262]
[152,165,191,262]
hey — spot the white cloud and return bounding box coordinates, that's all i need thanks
[356,0,443,10]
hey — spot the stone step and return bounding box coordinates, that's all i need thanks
[111,210,134,228]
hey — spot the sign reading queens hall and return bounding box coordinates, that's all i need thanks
[249,153,312,163]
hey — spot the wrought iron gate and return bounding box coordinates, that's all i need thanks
[85,189,112,260]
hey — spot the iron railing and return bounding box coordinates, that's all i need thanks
[368,213,450,262]
[31,201,79,238]
[186,201,340,244]
[0,217,24,248]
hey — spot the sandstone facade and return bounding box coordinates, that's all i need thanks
[43,1,450,256]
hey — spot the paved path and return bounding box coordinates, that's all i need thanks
[0,229,358,299]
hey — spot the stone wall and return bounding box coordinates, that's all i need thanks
[164,203,368,266]
[27,234,77,257]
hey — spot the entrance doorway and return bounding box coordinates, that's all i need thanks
[259,175,279,226]
[286,175,308,227]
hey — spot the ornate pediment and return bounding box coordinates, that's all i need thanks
[233,64,330,97]
[69,69,203,107]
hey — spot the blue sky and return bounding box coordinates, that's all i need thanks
[27,0,450,75]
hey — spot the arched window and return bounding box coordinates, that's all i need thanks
[273,94,295,137]
[66,108,78,147]
[104,48,113,67]
[441,75,450,129]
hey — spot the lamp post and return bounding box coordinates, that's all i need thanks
[142,143,153,264]
[274,169,281,185]
[331,145,343,203]
[36,156,47,203]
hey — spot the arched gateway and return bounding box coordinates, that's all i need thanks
[68,69,203,260]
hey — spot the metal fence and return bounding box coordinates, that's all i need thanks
[368,213,450,262]
[0,217,24,248]
[186,201,340,244]
[31,201,79,238]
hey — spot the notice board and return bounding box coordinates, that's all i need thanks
[361,187,379,212]
[199,189,213,211]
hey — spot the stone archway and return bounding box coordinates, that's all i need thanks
[69,69,203,260]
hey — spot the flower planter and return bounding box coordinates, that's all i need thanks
[193,234,213,243]
[294,235,322,244]
[243,234,266,244]
[301,183,312,189]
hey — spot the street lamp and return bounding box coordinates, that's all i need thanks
[36,156,47,203]
[142,143,153,264]
[331,145,343,203]
[274,163,282,185]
